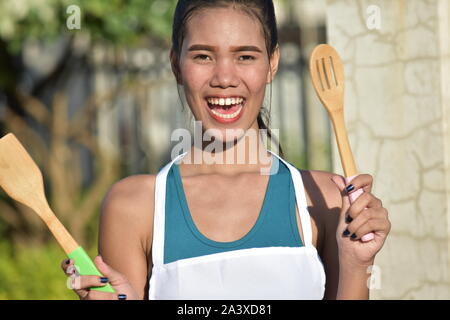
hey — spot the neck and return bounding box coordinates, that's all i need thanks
[179,123,275,177]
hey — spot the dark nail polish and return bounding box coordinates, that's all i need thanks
[343,229,350,237]
[118,294,127,300]
[100,277,109,283]
[345,184,355,193]
[65,259,70,265]
[346,215,353,223]
[351,233,357,239]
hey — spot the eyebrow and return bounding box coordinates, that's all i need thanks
[188,44,263,53]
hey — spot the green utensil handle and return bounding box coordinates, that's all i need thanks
[68,246,115,293]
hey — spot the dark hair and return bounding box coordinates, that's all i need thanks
[171,0,283,157]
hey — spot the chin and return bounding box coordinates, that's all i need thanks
[204,120,264,149]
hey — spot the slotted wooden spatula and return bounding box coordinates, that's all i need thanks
[309,44,374,242]
[0,133,114,292]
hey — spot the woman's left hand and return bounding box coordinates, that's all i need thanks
[331,174,391,268]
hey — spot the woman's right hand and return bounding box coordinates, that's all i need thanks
[61,255,140,300]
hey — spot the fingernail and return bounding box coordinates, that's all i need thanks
[118,294,127,300]
[345,184,355,193]
[351,233,357,239]
[100,277,109,284]
[343,229,350,237]
[65,259,71,265]
[346,215,353,223]
[67,266,75,275]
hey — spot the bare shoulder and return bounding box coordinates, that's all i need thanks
[299,169,343,210]
[103,174,157,204]
[99,174,156,299]
[100,174,157,255]
[297,169,344,252]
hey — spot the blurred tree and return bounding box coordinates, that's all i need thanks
[0,0,178,245]
[0,0,177,53]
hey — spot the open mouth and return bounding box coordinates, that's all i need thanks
[205,97,246,123]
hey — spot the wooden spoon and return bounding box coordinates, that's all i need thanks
[309,44,375,242]
[0,133,114,292]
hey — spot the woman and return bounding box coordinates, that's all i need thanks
[61,0,390,300]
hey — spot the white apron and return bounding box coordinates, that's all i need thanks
[148,150,326,300]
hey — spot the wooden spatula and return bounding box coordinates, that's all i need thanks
[309,44,375,242]
[0,133,114,292]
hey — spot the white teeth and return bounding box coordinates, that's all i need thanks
[210,105,243,119]
[207,97,244,106]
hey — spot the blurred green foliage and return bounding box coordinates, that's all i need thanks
[0,194,102,299]
[0,0,178,53]
[0,240,95,300]
[0,0,180,299]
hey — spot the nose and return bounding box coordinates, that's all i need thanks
[210,59,240,88]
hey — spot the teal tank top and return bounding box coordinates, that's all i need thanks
[164,154,304,264]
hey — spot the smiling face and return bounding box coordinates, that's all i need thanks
[171,6,280,142]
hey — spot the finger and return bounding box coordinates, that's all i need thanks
[67,274,112,300]
[94,255,129,287]
[344,208,374,235]
[345,208,388,236]
[331,175,351,224]
[349,218,390,241]
[63,260,88,299]
[86,292,127,300]
[69,275,109,291]
[64,262,81,278]
[60,258,72,273]
[81,289,119,300]
[344,174,374,195]
[66,265,77,276]
[66,274,89,299]
[347,193,383,221]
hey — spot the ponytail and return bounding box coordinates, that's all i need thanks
[257,109,284,158]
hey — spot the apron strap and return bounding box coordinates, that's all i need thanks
[268,150,313,248]
[152,152,187,266]
[153,150,314,265]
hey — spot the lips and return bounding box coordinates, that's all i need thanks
[204,96,245,124]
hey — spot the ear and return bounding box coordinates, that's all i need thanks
[170,48,183,85]
[266,44,280,84]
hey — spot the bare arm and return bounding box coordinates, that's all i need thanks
[98,174,155,300]
[319,172,371,299]
[320,191,371,300]
[320,173,387,300]
[302,170,369,300]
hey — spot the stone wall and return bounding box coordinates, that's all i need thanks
[326,0,450,299]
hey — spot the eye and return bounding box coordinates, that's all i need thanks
[239,55,256,61]
[194,54,211,61]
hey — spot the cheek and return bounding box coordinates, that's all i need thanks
[243,65,270,93]
[180,61,208,88]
